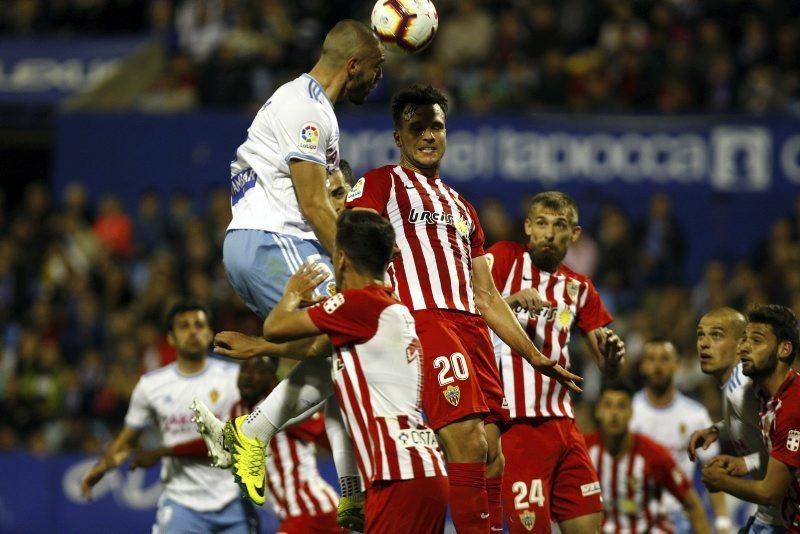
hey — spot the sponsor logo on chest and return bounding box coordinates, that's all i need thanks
[408,208,470,237]
[396,428,438,448]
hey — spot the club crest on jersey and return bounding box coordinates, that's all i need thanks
[299,122,320,153]
[323,293,345,314]
[519,510,536,531]
[788,430,800,452]
[326,281,337,295]
[346,177,365,201]
[443,385,461,406]
[209,389,219,404]
[567,279,580,300]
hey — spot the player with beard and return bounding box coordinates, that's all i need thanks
[486,192,625,533]
[702,305,800,531]
[688,308,784,532]
[631,340,728,533]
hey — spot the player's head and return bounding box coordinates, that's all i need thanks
[391,85,449,176]
[524,192,581,272]
[237,356,279,408]
[334,209,395,286]
[596,378,635,439]
[164,301,213,361]
[319,20,384,104]
[640,339,679,394]
[739,304,799,380]
[327,160,356,214]
[696,307,746,379]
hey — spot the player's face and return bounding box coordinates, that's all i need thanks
[524,206,580,272]
[237,358,278,406]
[596,390,633,438]
[738,323,781,379]
[346,47,385,104]
[168,310,213,360]
[395,104,446,174]
[327,168,349,214]
[696,315,740,378]
[640,342,678,393]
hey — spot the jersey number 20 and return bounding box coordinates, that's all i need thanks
[433,352,469,386]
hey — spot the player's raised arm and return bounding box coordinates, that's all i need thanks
[472,254,583,392]
[263,262,329,342]
[290,160,339,254]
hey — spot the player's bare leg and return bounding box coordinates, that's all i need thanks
[485,422,505,533]
[559,512,602,534]
[437,416,490,534]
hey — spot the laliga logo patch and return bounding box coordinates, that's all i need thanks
[788,430,800,452]
[519,510,535,531]
[324,293,345,314]
[326,281,337,295]
[443,384,461,406]
[346,177,365,202]
[299,123,320,153]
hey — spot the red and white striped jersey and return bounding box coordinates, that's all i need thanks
[759,369,800,529]
[487,241,612,419]
[230,403,338,519]
[308,285,447,489]
[585,432,692,534]
[345,165,485,314]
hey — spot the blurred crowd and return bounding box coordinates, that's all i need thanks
[2,0,799,115]
[1,180,799,455]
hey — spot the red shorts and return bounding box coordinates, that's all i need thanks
[365,476,449,533]
[413,309,509,431]
[276,511,343,534]
[502,418,602,533]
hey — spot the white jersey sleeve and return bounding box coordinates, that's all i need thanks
[228,74,340,239]
[124,379,153,429]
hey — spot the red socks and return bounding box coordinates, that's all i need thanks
[447,462,489,534]
[486,477,503,532]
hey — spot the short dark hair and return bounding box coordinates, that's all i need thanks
[528,191,579,227]
[339,159,356,187]
[164,300,211,333]
[599,378,636,399]
[336,210,395,277]
[390,85,449,127]
[747,304,800,360]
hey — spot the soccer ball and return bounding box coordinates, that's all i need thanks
[371,0,438,54]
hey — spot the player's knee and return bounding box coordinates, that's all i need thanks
[438,418,488,463]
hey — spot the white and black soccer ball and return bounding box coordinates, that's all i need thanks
[370,0,438,54]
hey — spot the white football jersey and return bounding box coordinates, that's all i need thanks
[631,390,718,514]
[228,73,340,240]
[125,358,241,512]
[719,363,783,526]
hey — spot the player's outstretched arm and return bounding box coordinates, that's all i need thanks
[129,439,210,470]
[290,160,339,254]
[702,455,792,507]
[214,330,331,360]
[263,262,328,342]
[681,489,712,534]
[472,255,583,392]
[81,426,142,500]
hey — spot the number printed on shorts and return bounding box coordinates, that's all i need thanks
[512,479,545,510]
[433,352,469,386]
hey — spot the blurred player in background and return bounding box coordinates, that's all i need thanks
[260,209,449,533]
[138,355,342,534]
[630,340,729,532]
[702,305,800,531]
[586,380,711,534]
[487,191,625,533]
[689,307,784,532]
[346,85,581,533]
[220,17,384,524]
[81,302,250,533]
